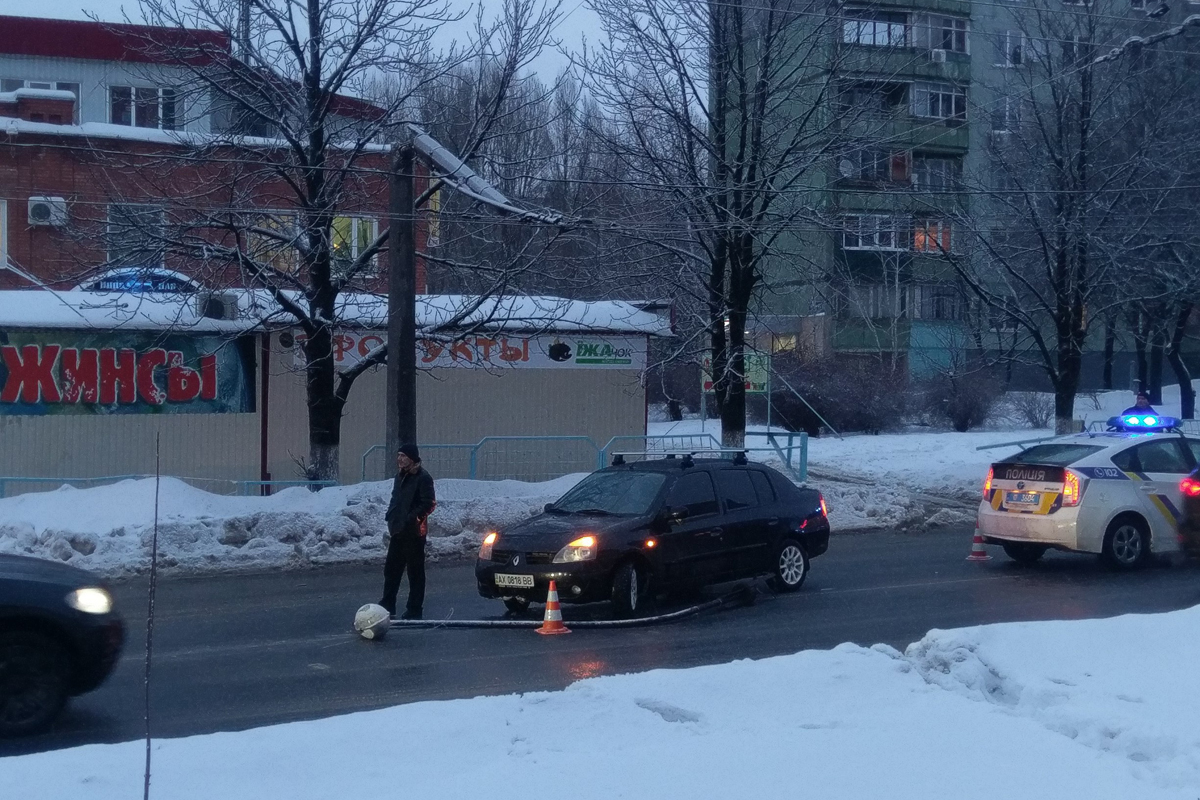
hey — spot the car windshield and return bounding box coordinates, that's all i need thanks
[549,471,668,515]
[1005,444,1106,467]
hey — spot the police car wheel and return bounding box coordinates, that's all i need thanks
[1103,516,1150,570]
[502,596,531,614]
[1002,542,1047,565]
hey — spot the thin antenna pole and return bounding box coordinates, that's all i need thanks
[144,434,161,800]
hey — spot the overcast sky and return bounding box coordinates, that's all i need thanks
[0,0,597,81]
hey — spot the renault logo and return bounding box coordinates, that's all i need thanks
[511,555,521,566]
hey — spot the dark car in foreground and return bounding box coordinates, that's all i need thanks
[1180,469,1200,558]
[475,455,830,617]
[0,555,124,736]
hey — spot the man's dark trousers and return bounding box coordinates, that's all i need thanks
[381,522,425,616]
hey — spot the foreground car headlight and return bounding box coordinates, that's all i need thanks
[479,531,498,561]
[553,535,597,563]
[67,587,113,615]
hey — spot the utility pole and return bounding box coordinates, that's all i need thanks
[385,143,417,474]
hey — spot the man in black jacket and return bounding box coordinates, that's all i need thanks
[379,444,436,619]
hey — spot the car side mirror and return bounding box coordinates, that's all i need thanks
[543,503,555,513]
[669,506,690,524]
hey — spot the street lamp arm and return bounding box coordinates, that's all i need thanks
[1093,13,1200,65]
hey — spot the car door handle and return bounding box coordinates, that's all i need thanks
[1139,485,1156,493]
[767,518,780,526]
[696,528,723,537]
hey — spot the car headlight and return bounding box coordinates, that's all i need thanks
[553,535,597,563]
[479,531,498,561]
[66,587,113,615]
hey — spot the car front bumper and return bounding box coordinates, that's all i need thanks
[69,615,125,695]
[475,558,615,604]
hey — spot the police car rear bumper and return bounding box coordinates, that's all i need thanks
[976,501,1081,550]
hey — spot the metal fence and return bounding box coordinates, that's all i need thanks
[0,475,335,499]
[361,431,810,483]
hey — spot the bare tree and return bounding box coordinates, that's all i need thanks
[99,0,561,480]
[580,0,853,447]
[950,0,1200,432]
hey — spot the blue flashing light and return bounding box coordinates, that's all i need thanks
[1108,415,1179,432]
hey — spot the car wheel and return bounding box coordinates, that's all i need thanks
[502,595,531,614]
[611,561,647,619]
[770,539,809,592]
[1103,516,1150,570]
[1002,542,1047,565]
[0,630,70,738]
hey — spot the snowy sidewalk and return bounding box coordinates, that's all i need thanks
[4,607,1198,799]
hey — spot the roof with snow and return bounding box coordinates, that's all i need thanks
[0,290,672,337]
[0,14,229,64]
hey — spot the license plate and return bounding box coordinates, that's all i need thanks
[494,573,534,589]
[1005,491,1040,505]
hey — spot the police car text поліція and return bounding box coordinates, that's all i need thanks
[977,413,1200,568]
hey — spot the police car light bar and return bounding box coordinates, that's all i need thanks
[1106,415,1180,431]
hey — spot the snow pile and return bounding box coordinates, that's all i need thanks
[6,608,1200,799]
[0,474,584,577]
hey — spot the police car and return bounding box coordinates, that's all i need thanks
[977,413,1200,569]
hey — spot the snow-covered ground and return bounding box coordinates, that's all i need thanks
[2,384,1192,577]
[0,474,584,577]
[5,607,1198,799]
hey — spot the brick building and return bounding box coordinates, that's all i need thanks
[0,15,427,293]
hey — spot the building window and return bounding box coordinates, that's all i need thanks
[911,155,962,190]
[839,148,910,183]
[910,284,964,320]
[914,15,969,53]
[840,81,908,119]
[991,96,1022,133]
[109,86,177,130]
[911,82,966,123]
[913,219,954,254]
[843,9,909,47]
[107,204,166,268]
[246,213,300,274]
[991,161,1017,192]
[995,31,1024,67]
[842,214,906,251]
[331,216,378,276]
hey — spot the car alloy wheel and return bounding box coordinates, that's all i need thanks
[771,539,809,592]
[1104,517,1150,569]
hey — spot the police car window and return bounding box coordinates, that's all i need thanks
[1007,444,1105,466]
[1134,440,1190,474]
[1110,448,1138,472]
[716,469,758,511]
[667,472,720,517]
[749,470,776,504]
[1185,439,1200,466]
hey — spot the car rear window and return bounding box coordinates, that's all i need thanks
[749,471,776,504]
[715,469,758,511]
[1006,444,1105,467]
[666,472,720,517]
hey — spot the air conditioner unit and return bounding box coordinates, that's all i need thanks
[929,48,948,63]
[196,291,240,321]
[28,196,68,227]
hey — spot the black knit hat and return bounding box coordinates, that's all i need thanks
[398,443,421,462]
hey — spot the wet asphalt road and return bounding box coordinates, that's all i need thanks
[5,525,1199,756]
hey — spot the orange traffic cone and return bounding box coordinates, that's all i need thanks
[536,580,571,635]
[967,525,992,562]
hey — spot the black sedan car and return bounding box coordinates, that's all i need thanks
[0,555,125,736]
[476,455,829,617]
[1180,469,1200,558]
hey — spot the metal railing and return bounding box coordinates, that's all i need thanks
[0,475,336,499]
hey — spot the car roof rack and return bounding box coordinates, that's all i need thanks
[610,449,749,467]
